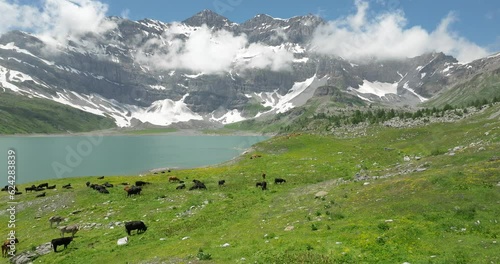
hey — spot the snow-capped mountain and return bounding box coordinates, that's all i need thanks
[0,10,499,128]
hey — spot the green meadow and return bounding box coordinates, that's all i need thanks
[1,104,498,263]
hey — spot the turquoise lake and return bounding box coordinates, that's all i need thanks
[0,134,268,185]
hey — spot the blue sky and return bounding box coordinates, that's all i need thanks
[98,0,500,49]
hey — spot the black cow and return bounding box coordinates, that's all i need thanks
[36,192,46,197]
[34,187,45,192]
[125,221,147,235]
[103,182,114,188]
[274,178,286,184]
[261,181,268,190]
[62,184,72,189]
[1,185,18,192]
[86,181,90,187]
[125,186,142,197]
[256,182,263,187]
[218,180,225,186]
[189,180,206,190]
[25,185,36,192]
[97,176,104,179]
[98,188,109,194]
[176,184,186,190]
[51,237,73,252]
[135,181,150,187]
[37,183,49,189]
[93,185,103,190]
[46,185,56,189]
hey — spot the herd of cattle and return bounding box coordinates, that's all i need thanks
[2,171,287,256]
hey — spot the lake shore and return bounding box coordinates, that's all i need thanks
[0,128,275,138]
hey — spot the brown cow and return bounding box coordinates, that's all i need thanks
[1,238,18,257]
[168,176,180,182]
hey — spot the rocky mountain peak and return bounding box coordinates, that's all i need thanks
[182,9,235,29]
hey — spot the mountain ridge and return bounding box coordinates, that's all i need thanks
[0,10,499,130]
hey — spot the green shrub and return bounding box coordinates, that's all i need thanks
[197,248,212,260]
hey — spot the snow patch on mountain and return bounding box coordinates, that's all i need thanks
[0,66,22,92]
[0,42,55,66]
[149,85,167,90]
[251,74,328,114]
[355,80,398,97]
[130,94,203,126]
[210,109,245,124]
[402,82,428,102]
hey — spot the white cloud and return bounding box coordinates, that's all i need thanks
[0,0,116,45]
[311,0,489,63]
[135,24,294,74]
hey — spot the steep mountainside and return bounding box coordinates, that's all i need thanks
[0,10,499,129]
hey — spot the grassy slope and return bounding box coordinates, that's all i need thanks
[0,92,116,134]
[0,105,498,263]
[424,70,500,107]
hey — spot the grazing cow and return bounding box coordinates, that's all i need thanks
[135,181,150,187]
[125,186,142,197]
[59,224,79,237]
[97,176,104,179]
[94,185,108,193]
[1,238,18,257]
[176,184,186,190]
[37,183,49,189]
[86,181,90,187]
[168,169,171,173]
[274,178,286,184]
[250,154,262,159]
[1,185,18,192]
[125,221,147,235]
[51,237,73,252]
[49,216,65,228]
[153,172,158,175]
[262,173,266,180]
[34,187,45,192]
[189,180,206,190]
[46,185,56,189]
[62,183,72,189]
[98,188,109,194]
[218,180,225,186]
[103,182,114,188]
[36,192,46,197]
[168,176,180,182]
[25,185,36,192]
[261,181,268,190]
[161,171,165,174]
[120,182,130,186]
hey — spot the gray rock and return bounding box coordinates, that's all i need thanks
[35,242,52,255]
[314,191,328,199]
[10,242,51,264]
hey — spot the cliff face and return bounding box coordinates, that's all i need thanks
[1,11,498,127]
